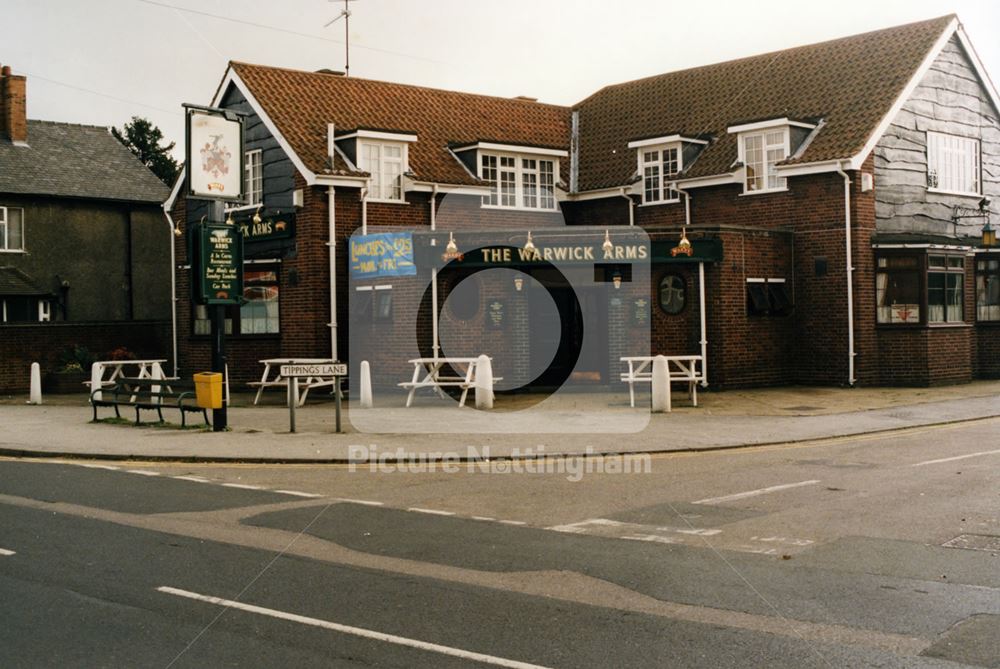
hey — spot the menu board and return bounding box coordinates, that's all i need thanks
[196,223,243,305]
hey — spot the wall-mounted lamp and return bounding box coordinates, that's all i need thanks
[523,231,537,255]
[513,276,524,292]
[225,210,235,226]
[983,220,997,248]
[602,229,614,255]
[446,231,458,255]
[612,270,622,290]
[953,197,994,247]
[252,205,263,225]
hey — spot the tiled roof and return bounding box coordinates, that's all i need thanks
[0,121,169,203]
[231,62,572,186]
[574,15,956,191]
[0,266,47,296]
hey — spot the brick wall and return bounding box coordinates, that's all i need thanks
[0,320,169,393]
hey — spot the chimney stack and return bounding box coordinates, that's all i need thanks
[1,64,28,144]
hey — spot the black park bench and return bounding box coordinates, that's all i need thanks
[90,377,210,427]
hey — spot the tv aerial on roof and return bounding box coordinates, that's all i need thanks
[325,0,360,77]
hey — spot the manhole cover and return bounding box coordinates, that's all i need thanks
[942,534,1000,552]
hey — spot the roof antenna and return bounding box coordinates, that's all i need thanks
[325,0,359,76]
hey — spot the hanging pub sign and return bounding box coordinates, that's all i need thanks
[350,232,417,279]
[190,222,244,305]
[185,105,245,202]
[236,211,296,243]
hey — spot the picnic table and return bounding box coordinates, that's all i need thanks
[250,358,341,406]
[621,355,703,410]
[86,359,170,400]
[399,357,499,408]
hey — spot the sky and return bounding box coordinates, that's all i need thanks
[4,0,999,158]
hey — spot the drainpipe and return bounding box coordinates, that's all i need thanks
[162,206,179,378]
[835,162,857,387]
[361,181,369,235]
[619,187,634,226]
[675,183,708,388]
[430,184,440,359]
[327,186,338,360]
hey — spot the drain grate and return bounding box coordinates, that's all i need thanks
[782,405,824,412]
[942,534,1000,552]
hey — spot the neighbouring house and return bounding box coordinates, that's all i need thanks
[0,64,172,393]
[168,15,999,390]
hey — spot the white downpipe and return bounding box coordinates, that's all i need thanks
[835,162,857,387]
[162,207,179,378]
[361,182,369,235]
[676,184,708,388]
[327,186,338,360]
[620,188,634,226]
[430,184,440,359]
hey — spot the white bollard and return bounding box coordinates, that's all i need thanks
[359,360,373,409]
[90,362,103,402]
[474,354,494,410]
[28,362,42,405]
[651,355,671,413]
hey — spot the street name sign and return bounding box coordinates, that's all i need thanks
[280,363,347,378]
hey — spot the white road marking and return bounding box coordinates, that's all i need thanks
[157,586,553,669]
[126,469,160,477]
[221,483,262,490]
[75,463,120,470]
[408,508,455,516]
[910,448,1000,467]
[692,480,820,505]
[336,498,384,506]
[498,520,527,526]
[273,490,325,498]
[472,516,496,522]
[0,548,15,556]
[173,476,210,483]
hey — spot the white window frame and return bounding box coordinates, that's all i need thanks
[359,140,408,203]
[245,149,263,207]
[0,206,25,252]
[38,299,51,322]
[926,131,981,197]
[637,143,682,205]
[478,151,559,211]
[738,128,790,194]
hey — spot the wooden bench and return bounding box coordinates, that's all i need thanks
[90,378,209,427]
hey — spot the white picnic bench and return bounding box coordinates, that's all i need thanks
[250,358,341,406]
[399,357,500,408]
[621,355,703,411]
[86,359,171,400]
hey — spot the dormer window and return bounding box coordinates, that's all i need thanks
[626,135,708,205]
[360,141,405,201]
[728,118,817,194]
[334,129,417,203]
[453,143,563,211]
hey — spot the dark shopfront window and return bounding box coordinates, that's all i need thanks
[977,257,1000,321]
[876,252,965,325]
[193,266,280,335]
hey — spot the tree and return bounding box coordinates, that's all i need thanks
[112,116,180,186]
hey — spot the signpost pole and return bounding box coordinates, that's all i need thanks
[210,201,228,432]
[335,382,342,433]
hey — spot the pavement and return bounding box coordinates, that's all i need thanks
[1,380,998,462]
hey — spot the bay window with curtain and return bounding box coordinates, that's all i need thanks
[977,257,1000,321]
[876,252,967,326]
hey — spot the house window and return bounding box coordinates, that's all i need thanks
[876,252,966,325]
[743,130,787,193]
[244,149,263,206]
[747,278,792,317]
[0,207,24,251]
[360,141,405,202]
[976,258,1000,321]
[38,300,51,322]
[927,132,980,195]
[192,265,279,335]
[480,153,557,210]
[352,286,393,323]
[1,296,40,323]
[658,274,686,314]
[640,146,680,204]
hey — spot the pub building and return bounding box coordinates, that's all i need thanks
[168,16,1000,393]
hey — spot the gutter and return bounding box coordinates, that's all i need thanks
[430,184,440,359]
[835,162,857,387]
[675,183,709,388]
[619,188,634,226]
[327,186,338,360]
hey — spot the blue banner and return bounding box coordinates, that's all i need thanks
[350,232,417,279]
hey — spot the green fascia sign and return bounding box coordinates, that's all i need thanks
[191,222,244,305]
